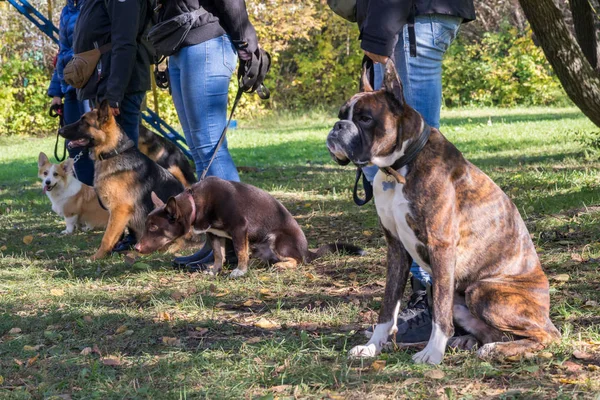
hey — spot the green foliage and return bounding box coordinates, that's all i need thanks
[442,27,570,107]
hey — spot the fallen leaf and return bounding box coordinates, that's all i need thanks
[299,322,318,331]
[573,350,593,360]
[115,325,128,335]
[246,337,262,344]
[563,361,582,373]
[22,235,33,245]
[14,358,23,366]
[349,272,357,280]
[242,299,262,307]
[101,356,121,366]
[124,254,138,265]
[0,376,3,385]
[362,230,373,236]
[255,318,280,330]
[370,359,386,372]
[171,290,184,301]
[35,250,45,255]
[588,365,600,371]
[269,384,292,393]
[26,354,39,367]
[155,311,172,321]
[584,300,598,308]
[552,274,570,282]
[8,327,22,334]
[305,272,317,281]
[424,369,445,379]
[83,315,93,323]
[161,336,181,346]
[80,347,92,356]
[215,302,227,308]
[92,344,102,356]
[23,345,42,352]
[506,355,522,362]
[401,378,421,387]
[215,289,230,298]
[50,288,65,297]
[0,245,6,251]
[538,351,553,359]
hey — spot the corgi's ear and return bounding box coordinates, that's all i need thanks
[151,191,165,209]
[61,158,74,174]
[38,152,49,168]
[97,99,113,127]
[165,197,180,221]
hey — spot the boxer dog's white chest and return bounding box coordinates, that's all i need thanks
[373,169,431,273]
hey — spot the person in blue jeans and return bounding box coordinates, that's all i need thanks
[357,0,475,343]
[159,0,260,270]
[47,0,93,186]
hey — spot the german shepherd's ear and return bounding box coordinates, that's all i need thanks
[97,99,113,127]
[383,58,404,108]
[38,152,49,168]
[61,158,74,174]
[151,191,165,209]
[165,197,180,221]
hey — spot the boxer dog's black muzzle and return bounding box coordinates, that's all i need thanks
[326,114,372,167]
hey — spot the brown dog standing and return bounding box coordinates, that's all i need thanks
[135,177,364,277]
[326,60,560,364]
[59,100,184,260]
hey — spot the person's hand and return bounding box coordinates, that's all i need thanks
[110,107,120,116]
[364,50,389,65]
[51,96,62,107]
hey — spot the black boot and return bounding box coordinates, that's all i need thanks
[172,240,213,269]
[185,239,238,273]
[112,231,137,253]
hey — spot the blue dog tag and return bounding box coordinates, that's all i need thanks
[382,181,396,191]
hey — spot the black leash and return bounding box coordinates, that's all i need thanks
[352,56,376,206]
[50,104,66,162]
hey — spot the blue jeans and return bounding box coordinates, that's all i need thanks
[115,92,145,145]
[63,91,94,186]
[365,14,462,285]
[169,35,240,182]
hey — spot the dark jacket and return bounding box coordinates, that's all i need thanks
[158,0,257,53]
[73,0,151,107]
[357,0,476,56]
[48,0,85,97]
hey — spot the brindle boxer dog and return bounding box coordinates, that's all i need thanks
[326,60,560,364]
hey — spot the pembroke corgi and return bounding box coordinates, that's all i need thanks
[37,152,108,234]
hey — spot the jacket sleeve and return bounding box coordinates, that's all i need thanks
[213,0,258,53]
[47,68,63,98]
[105,0,142,107]
[360,0,412,57]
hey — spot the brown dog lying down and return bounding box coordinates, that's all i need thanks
[135,177,364,277]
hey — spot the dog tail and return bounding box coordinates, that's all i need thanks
[182,163,198,186]
[306,243,365,262]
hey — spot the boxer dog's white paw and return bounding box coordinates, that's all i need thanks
[229,268,247,278]
[348,344,379,358]
[477,343,497,359]
[412,345,444,365]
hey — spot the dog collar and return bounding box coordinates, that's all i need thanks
[185,190,196,227]
[380,121,431,184]
[97,140,136,161]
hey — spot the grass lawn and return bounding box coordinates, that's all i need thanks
[0,106,599,399]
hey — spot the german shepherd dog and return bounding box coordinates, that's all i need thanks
[138,123,197,188]
[59,100,185,260]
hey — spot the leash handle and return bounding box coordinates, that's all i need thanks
[50,104,67,162]
[199,87,244,181]
[353,167,374,206]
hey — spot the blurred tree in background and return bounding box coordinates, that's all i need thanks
[0,0,574,136]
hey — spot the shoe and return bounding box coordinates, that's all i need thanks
[172,240,213,269]
[364,276,432,343]
[176,239,238,273]
[112,232,137,253]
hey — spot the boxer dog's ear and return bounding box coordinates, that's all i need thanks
[383,58,405,108]
[360,63,374,92]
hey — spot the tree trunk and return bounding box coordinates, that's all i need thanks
[570,0,600,71]
[518,0,600,128]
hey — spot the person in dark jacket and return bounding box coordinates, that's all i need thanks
[72,0,153,252]
[47,0,94,186]
[357,0,475,344]
[72,0,152,145]
[158,0,260,271]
